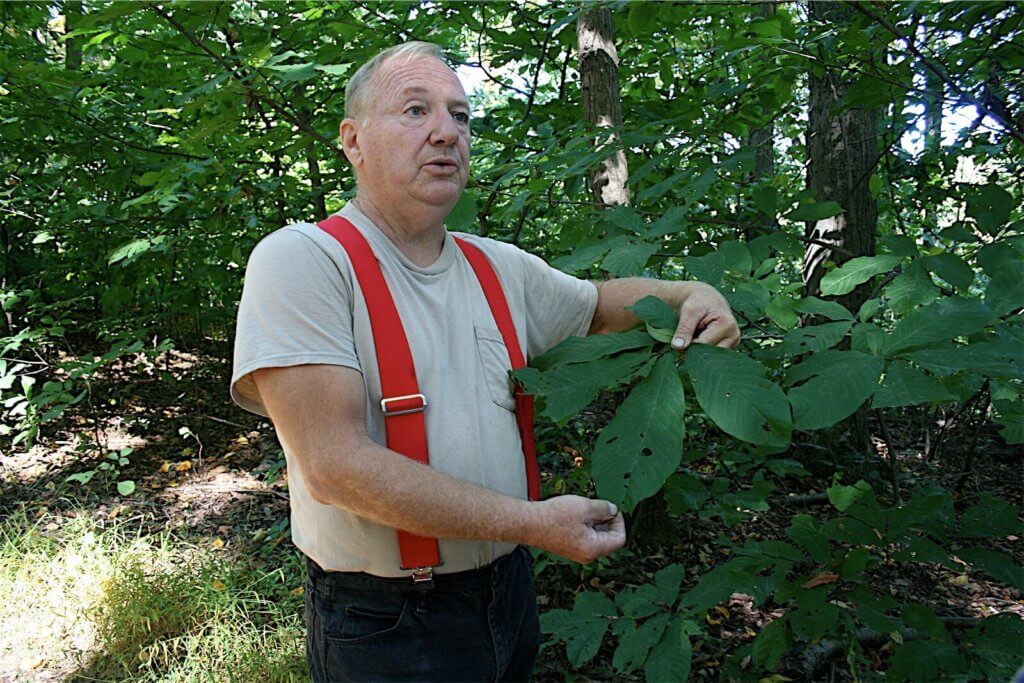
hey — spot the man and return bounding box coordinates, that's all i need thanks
[232,42,739,682]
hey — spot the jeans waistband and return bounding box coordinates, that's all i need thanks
[306,546,527,594]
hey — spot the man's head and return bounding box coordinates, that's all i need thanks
[340,42,471,223]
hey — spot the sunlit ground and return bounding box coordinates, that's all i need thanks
[0,509,307,682]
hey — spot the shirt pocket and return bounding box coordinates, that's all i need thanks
[475,325,516,412]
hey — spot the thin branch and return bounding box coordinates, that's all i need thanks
[848,2,1024,144]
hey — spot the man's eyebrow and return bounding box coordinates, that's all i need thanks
[396,86,470,108]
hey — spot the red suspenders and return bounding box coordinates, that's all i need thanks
[317,216,538,578]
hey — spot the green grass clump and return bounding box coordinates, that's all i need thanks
[0,508,307,681]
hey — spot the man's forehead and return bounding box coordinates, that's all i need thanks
[375,57,467,101]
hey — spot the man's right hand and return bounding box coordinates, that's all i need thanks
[527,495,626,564]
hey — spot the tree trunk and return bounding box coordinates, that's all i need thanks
[577,8,629,207]
[301,106,328,221]
[801,0,879,316]
[746,2,777,239]
[65,1,83,71]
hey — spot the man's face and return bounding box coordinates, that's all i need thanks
[349,55,471,217]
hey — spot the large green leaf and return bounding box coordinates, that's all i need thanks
[685,345,791,451]
[958,547,1024,591]
[601,241,659,276]
[779,321,851,355]
[786,199,844,222]
[984,259,1024,315]
[612,612,669,673]
[539,592,616,667]
[530,330,652,371]
[644,617,692,683]
[592,354,686,511]
[871,361,955,409]
[922,252,974,290]
[884,298,996,355]
[992,398,1024,444]
[966,183,1014,234]
[819,255,902,296]
[889,640,967,682]
[884,260,940,314]
[788,351,883,430]
[521,351,651,423]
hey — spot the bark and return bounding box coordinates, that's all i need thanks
[65,1,83,71]
[746,2,777,239]
[300,107,327,221]
[577,8,629,207]
[801,0,879,316]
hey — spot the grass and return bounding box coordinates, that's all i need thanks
[0,508,307,682]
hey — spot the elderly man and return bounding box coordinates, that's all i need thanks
[232,41,739,682]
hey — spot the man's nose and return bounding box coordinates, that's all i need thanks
[428,111,460,146]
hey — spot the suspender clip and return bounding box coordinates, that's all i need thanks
[380,393,427,417]
[410,566,434,589]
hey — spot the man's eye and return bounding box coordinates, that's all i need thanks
[453,112,470,124]
[407,106,425,116]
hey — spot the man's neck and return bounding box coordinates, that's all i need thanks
[354,195,447,267]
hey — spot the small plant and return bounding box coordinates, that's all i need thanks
[67,446,136,496]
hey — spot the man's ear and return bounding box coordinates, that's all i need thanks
[340,118,362,166]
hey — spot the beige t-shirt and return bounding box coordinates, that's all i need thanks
[231,203,598,576]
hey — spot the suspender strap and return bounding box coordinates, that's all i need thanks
[454,237,541,501]
[318,216,440,570]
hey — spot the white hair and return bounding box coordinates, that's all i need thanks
[345,41,451,119]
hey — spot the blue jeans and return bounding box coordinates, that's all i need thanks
[305,546,540,682]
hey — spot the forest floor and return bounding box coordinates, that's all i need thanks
[1,344,1021,682]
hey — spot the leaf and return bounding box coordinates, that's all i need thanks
[884,298,996,355]
[116,480,136,496]
[263,61,317,82]
[751,617,789,669]
[765,296,799,330]
[794,296,855,321]
[612,612,670,673]
[985,259,1024,315]
[786,200,844,222]
[786,514,831,564]
[827,480,884,529]
[957,547,1024,591]
[529,330,652,371]
[819,255,902,297]
[961,614,1024,680]
[966,183,1014,234]
[644,617,692,683]
[789,587,839,641]
[871,361,955,409]
[779,321,851,355]
[108,236,165,265]
[685,345,792,451]
[627,295,679,331]
[539,592,616,667]
[801,572,839,589]
[788,351,883,430]
[601,241,659,276]
[890,641,968,681]
[446,189,478,231]
[991,398,1024,444]
[902,604,952,643]
[922,252,974,290]
[592,355,685,511]
[531,351,650,423]
[885,261,940,314]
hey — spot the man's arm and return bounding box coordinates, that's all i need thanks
[589,278,741,349]
[253,363,625,564]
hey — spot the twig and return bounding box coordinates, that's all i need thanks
[202,414,253,430]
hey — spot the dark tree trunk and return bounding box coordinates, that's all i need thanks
[65,1,83,71]
[577,8,629,207]
[301,107,328,221]
[802,0,879,316]
[745,2,777,240]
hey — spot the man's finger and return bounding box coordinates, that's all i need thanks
[672,304,700,350]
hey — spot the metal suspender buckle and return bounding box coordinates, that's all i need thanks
[380,393,427,417]
[410,566,434,589]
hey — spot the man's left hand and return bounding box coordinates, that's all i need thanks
[670,283,741,351]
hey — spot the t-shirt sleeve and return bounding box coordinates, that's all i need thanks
[231,226,360,416]
[516,248,599,359]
